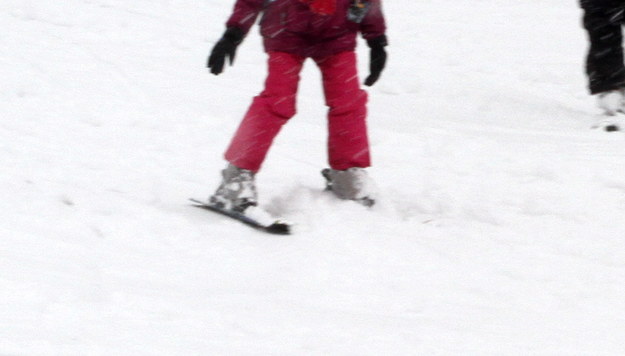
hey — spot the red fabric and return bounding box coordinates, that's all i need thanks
[226,0,386,58]
[299,0,336,15]
[225,51,370,172]
[316,51,370,170]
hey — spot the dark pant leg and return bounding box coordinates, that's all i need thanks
[581,1,625,94]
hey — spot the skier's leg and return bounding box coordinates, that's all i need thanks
[581,1,625,94]
[224,52,305,172]
[315,51,376,205]
[314,51,370,170]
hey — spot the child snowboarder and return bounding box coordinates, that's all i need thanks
[580,0,625,130]
[206,0,388,212]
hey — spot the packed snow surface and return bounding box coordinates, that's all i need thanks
[2,0,625,354]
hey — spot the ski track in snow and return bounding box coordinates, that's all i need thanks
[2,0,625,354]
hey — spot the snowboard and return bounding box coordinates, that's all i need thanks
[592,114,624,132]
[190,199,292,235]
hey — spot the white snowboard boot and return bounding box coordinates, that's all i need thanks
[597,89,625,116]
[321,167,377,207]
[210,164,258,212]
[595,89,625,131]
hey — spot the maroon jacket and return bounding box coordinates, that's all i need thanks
[225,0,386,58]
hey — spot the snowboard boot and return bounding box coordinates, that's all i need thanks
[597,89,625,116]
[321,167,376,207]
[595,89,625,131]
[209,164,258,212]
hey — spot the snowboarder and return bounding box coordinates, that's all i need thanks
[205,0,388,212]
[580,0,625,128]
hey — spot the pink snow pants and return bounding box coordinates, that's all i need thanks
[224,51,370,172]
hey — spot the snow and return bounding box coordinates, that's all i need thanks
[2,0,625,354]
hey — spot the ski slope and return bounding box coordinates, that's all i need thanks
[2,0,625,354]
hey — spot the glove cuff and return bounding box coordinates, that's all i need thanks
[366,35,388,50]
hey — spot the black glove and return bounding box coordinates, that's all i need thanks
[207,27,244,75]
[364,35,388,86]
